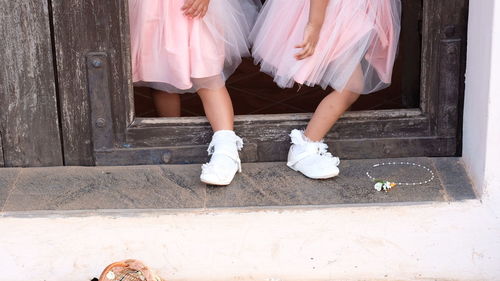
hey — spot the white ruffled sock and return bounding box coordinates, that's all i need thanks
[287,129,340,179]
[207,130,243,173]
[200,130,244,185]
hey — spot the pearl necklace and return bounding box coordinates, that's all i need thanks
[366,161,435,187]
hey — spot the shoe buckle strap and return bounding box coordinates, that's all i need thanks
[211,151,242,173]
[287,150,317,167]
[207,137,244,155]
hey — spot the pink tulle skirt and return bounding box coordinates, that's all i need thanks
[250,0,401,94]
[128,0,261,93]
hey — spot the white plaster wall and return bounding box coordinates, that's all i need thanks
[1,204,500,281]
[462,0,500,209]
[1,1,500,281]
[483,0,500,205]
[462,0,495,196]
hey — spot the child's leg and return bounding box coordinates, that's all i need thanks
[305,65,363,141]
[304,90,360,141]
[197,86,241,186]
[287,90,358,179]
[153,90,182,117]
[197,86,234,131]
[287,65,363,179]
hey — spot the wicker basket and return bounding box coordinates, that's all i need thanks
[99,260,164,281]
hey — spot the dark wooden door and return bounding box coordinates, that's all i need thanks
[51,0,468,166]
[0,0,63,167]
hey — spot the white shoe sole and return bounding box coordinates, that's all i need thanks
[287,164,339,180]
[200,177,233,186]
[200,170,238,186]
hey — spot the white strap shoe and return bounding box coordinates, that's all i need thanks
[287,129,340,179]
[200,130,243,186]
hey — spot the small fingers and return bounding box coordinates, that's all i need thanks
[193,4,207,18]
[183,2,208,19]
[294,44,310,60]
[186,6,199,17]
[183,1,201,17]
[181,0,195,11]
[295,45,316,60]
[294,41,307,49]
[198,6,208,18]
[305,47,316,59]
[295,51,307,60]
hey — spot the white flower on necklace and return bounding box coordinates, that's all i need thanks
[374,180,396,192]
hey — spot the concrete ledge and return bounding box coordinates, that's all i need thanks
[1,200,499,281]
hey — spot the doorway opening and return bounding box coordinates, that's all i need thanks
[133,1,422,118]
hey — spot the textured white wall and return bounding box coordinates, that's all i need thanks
[483,0,500,205]
[462,0,498,199]
[1,204,500,281]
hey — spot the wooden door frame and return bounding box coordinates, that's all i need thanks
[52,0,468,166]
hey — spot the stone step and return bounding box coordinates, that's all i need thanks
[0,157,475,213]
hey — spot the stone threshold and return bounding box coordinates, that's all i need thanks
[0,157,476,214]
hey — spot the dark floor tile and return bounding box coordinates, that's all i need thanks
[231,89,279,115]
[180,93,205,116]
[278,89,327,113]
[3,166,205,211]
[134,87,157,117]
[0,169,20,211]
[251,102,309,115]
[352,91,404,111]
[433,157,476,200]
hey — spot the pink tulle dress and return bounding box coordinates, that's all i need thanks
[250,0,401,94]
[128,0,261,93]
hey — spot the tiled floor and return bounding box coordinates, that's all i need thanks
[134,57,417,117]
[0,158,475,213]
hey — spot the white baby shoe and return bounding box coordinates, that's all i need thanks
[200,130,244,186]
[287,129,340,179]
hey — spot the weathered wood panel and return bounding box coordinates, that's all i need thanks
[95,143,258,166]
[51,0,131,165]
[438,38,461,137]
[125,113,431,147]
[421,0,468,136]
[0,0,63,167]
[94,136,457,166]
[0,132,4,167]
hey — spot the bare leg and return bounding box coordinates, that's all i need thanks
[197,86,234,131]
[304,90,360,141]
[198,86,240,186]
[153,90,181,117]
[304,65,364,141]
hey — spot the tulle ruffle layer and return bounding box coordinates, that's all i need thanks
[129,0,261,93]
[250,0,401,94]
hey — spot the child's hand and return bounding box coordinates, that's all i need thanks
[295,23,321,60]
[182,0,210,19]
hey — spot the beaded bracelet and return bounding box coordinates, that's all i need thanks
[366,161,435,192]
